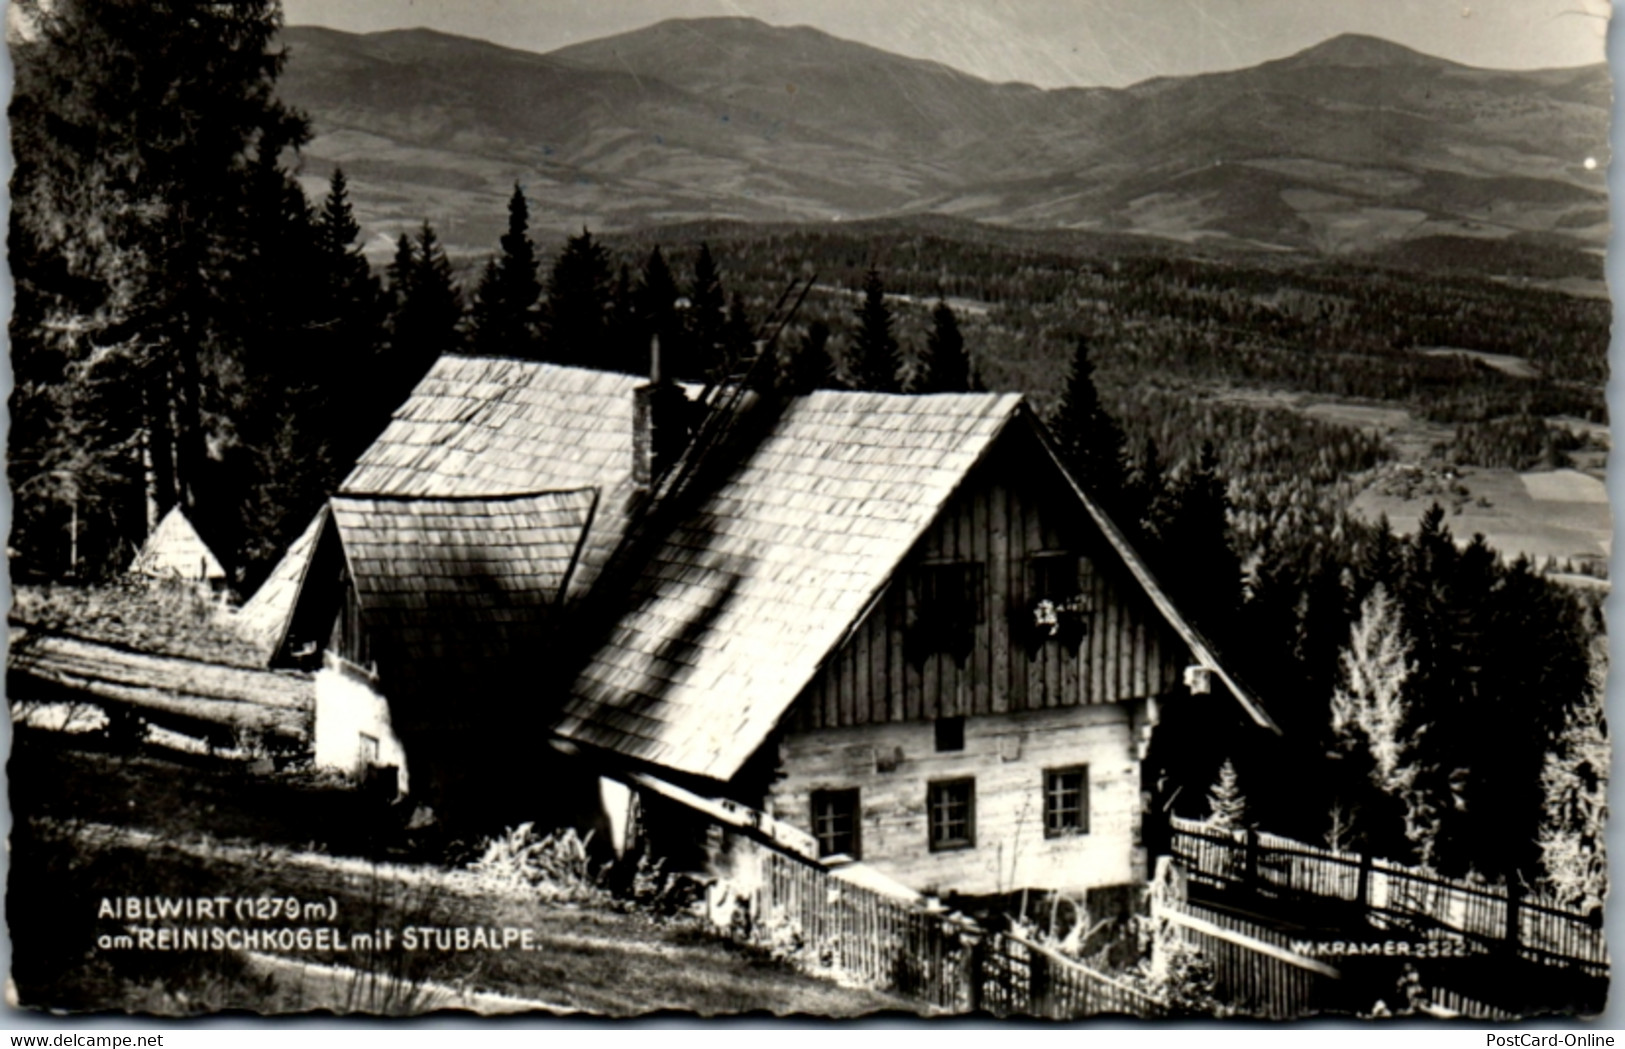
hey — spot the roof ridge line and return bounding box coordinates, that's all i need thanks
[333,487,600,504]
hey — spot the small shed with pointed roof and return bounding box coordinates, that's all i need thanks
[129,506,226,586]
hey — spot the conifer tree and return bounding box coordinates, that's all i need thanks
[468,183,542,358]
[683,242,728,381]
[385,233,417,315]
[1050,335,1127,507]
[1537,636,1609,912]
[720,292,756,381]
[787,320,835,395]
[607,262,638,374]
[851,268,900,392]
[1206,758,1250,830]
[920,299,970,392]
[1329,583,1434,864]
[1156,441,1243,644]
[9,0,309,576]
[311,168,382,437]
[1125,436,1167,542]
[545,227,614,368]
[632,246,681,377]
[383,222,463,410]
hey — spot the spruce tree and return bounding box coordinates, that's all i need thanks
[9,0,309,578]
[633,246,681,378]
[921,299,970,392]
[1206,758,1250,831]
[1126,436,1167,542]
[1537,636,1609,912]
[1157,441,1243,644]
[386,233,417,315]
[312,167,382,444]
[607,262,638,375]
[383,222,463,411]
[468,183,542,359]
[720,292,756,381]
[787,320,835,395]
[1050,335,1127,507]
[684,243,727,381]
[1329,584,1432,864]
[851,268,900,392]
[545,227,614,368]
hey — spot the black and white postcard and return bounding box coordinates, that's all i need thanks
[5,0,1613,1021]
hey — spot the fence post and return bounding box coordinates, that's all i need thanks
[1357,849,1372,909]
[1244,827,1259,895]
[1030,947,1051,1017]
[1506,880,1521,950]
[966,934,984,1014]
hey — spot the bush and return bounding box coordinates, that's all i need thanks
[466,823,609,903]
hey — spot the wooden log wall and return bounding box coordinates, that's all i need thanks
[768,703,1147,896]
[792,428,1186,733]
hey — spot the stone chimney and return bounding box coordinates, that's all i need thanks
[632,334,690,490]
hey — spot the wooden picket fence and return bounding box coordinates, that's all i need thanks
[743,844,1167,1017]
[1169,816,1608,977]
[1155,897,1339,1019]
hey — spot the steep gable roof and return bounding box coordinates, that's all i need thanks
[129,506,225,582]
[248,355,1274,776]
[329,490,598,679]
[343,357,639,497]
[236,505,330,654]
[553,391,1024,780]
[341,357,644,603]
[1023,414,1278,734]
[554,394,1279,782]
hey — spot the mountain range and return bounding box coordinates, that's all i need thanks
[274,18,1610,264]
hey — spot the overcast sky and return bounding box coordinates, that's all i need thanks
[281,0,1610,88]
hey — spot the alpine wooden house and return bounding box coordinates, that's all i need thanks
[255,355,1274,895]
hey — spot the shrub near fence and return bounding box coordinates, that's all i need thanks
[1168,816,1608,976]
[738,843,1166,1017]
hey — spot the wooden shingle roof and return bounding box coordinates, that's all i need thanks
[553,391,1024,781]
[330,490,597,677]
[340,357,644,603]
[236,506,330,653]
[343,358,640,497]
[129,506,225,582]
[248,355,1273,775]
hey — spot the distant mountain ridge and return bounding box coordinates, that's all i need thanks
[273,18,1609,265]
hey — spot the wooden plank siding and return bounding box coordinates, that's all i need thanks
[791,430,1186,733]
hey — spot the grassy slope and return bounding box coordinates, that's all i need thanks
[8,734,916,1017]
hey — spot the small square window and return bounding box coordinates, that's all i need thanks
[1044,766,1089,838]
[358,732,381,766]
[928,778,976,851]
[811,788,861,859]
[1029,552,1079,602]
[935,716,965,753]
[914,562,985,630]
[909,561,985,664]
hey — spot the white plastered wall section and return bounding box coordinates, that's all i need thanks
[312,662,410,795]
[766,702,1147,897]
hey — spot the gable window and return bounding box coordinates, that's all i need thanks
[909,561,984,665]
[1028,552,1080,602]
[935,716,965,753]
[927,778,976,851]
[1044,766,1089,838]
[1024,552,1091,654]
[811,788,861,859]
